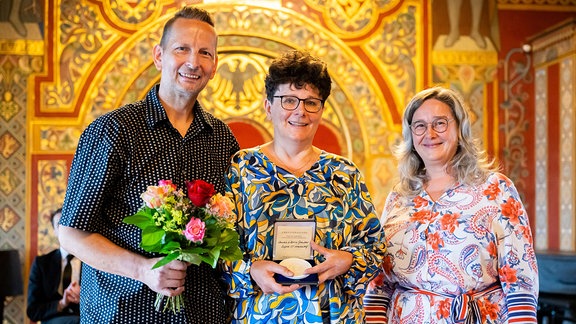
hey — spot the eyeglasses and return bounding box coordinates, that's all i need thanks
[410,117,454,136]
[273,95,324,113]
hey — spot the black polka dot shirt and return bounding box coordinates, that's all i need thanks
[61,84,239,323]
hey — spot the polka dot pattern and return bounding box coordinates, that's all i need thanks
[61,85,240,323]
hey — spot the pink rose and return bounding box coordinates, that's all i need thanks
[186,180,215,207]
[183,217,205,243]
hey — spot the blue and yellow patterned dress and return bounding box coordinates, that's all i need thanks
[222,147,386,324]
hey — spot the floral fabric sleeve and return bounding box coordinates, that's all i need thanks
[490,173,539,323]
[364,192,398,324]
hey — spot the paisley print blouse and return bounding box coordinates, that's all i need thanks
[222,147,386,324]
[364,172,538,324]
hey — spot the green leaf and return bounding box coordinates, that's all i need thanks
[162,232,182,245]
[203,217,217,226]
[201,226,220,247]
[123,208,157,229]
[203,236,218,247]
[199,253,218,268]
[209,247,221,265]
[220,244,243,261]
[141,241,163,253]
[124,217,153,230]
[152,251,181,269]
[158,241,181,254]
[123,214,149,225]
[220,229,240,246]
[142,227,165,247]
[180,252,202,265]
[181,246,209,255]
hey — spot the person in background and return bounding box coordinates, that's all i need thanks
[363,86,538,323]
[222,49,385,324]
[58,6,239,323]
[27,208,80,324]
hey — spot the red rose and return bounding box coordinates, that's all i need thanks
[186,180,216,207]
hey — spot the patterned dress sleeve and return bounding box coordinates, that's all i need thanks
[489,173,539,323]
[221,151,259,299]
[338,166,386,296]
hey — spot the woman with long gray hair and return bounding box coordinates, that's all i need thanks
[364,86,538,323]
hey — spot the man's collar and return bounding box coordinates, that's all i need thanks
[60,248,70,259]
[145,84,214,133]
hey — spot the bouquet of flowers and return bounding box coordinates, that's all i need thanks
[123,179,242,313]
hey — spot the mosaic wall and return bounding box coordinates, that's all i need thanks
[0,54,38,324]
[0,56,29,243]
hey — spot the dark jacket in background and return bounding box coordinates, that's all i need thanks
[27,249,79,324]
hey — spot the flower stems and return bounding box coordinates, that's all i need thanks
[155,293,184,314]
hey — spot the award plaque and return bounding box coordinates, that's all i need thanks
[272,220,318,285]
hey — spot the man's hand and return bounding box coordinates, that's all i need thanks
[58,281,80,311]
[140,258,188,297]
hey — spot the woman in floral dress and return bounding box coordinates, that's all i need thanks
[364,86,538,323]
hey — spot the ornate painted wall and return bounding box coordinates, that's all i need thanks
[531,19,576,251]
[0,0,574,323]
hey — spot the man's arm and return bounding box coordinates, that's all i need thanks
[58,226,188,297]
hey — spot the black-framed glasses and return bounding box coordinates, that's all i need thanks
[410,117,454,136]
[273,95,324,113]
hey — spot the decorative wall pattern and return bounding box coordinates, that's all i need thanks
[560,57,575,251]
[364,4,418,117]
[303,0,401,39]
[36,159,68,253]
[430,0,500,156]
[499,46,532,203]
[534,68,549,250]
[532,19,576,251]
[0,53,43,323]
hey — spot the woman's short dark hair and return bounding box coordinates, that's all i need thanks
[265,50,332,101]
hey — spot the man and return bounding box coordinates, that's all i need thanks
[59,6,239,323]
[27,208,80,324]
